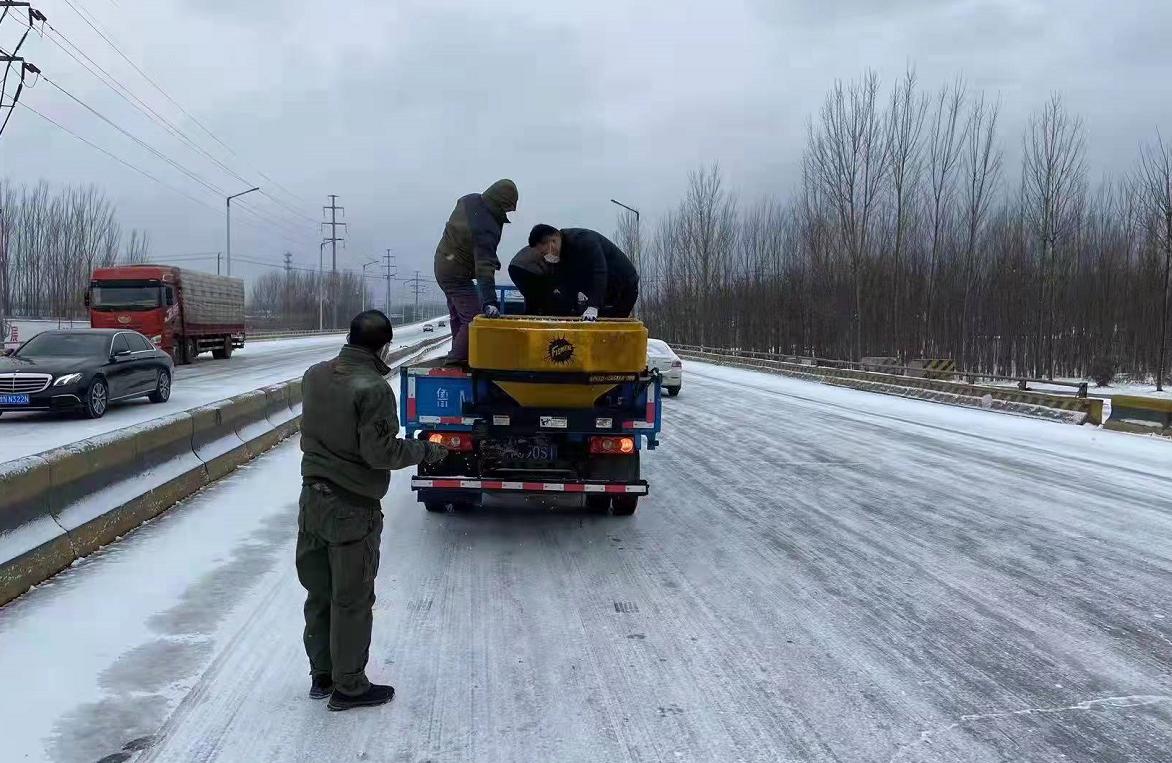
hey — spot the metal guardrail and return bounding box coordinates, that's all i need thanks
[673,345,1089,398]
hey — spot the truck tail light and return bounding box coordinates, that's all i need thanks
[590,436,635,455]
[427,432,473,452]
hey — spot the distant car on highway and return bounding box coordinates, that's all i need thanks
[423,324,435,333]
[438,320,447,327]
[0,329,174,419]
[647,338,683,397]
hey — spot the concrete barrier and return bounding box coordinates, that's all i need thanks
[0,455,75,605]
[0,334,448,606]
[1104,395,1172,437]
[263,383,299,440]
[230,389,283,459]
[190,401,251,481]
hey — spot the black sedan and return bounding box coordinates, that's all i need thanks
[0,329,174,419]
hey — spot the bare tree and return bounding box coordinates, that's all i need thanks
[807,70,890,359]
[1022,94,1087,377]
[958,93,1003,370]
[1139,132,1172,390]
[921,79,968,354]
[123,229,152,263]
[884,68,928,357]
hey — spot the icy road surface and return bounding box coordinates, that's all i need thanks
[0,321,436,463]
[0,363,1170,762]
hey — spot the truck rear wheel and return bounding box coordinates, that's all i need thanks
[185,338,199,363]
[610,496,639,516]
[212,338,233,360]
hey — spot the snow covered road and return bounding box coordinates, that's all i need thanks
[1,362,1170,762]
[0,321,436,462]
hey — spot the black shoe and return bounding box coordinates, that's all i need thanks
[309,674,334,700]
[327,683,395,711]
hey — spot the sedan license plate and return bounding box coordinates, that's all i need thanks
[0,394,30,405]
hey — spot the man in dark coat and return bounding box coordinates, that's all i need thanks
[298,310,449,711]
[528,224,639,319]
[433,179,519,363]
[507,245,575,316]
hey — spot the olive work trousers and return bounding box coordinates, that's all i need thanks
[295,480,383,696]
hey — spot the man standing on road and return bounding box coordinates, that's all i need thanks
[297,310,449,711]
[528,225,639,320]
[434,179,519,365]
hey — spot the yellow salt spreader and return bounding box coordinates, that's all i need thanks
[401,312,662,515]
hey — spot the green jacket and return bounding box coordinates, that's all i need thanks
[433,179,518,306]
[300,345,428,500]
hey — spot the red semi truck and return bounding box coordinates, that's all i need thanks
[86,265,245,365]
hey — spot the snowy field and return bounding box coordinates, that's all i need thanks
[0,320,437,462]
[1,360,1169,762]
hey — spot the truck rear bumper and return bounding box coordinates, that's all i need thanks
[412,477,648,496]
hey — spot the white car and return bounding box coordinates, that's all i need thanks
[423,324,435,333]
[647,338,683,397]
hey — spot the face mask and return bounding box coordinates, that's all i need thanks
[378,343,395,365]
[543,253,560,264]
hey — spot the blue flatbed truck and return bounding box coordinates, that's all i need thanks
[400,287,662,515]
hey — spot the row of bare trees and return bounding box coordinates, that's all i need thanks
[0,179,152,323]
[247,270,448,331]
[637,70,1172,386]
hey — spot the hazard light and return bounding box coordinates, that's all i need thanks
[589,436,635,455]
[427,432,473,452]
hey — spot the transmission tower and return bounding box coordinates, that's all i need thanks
[382,249,396,317]
[320,195,346,329]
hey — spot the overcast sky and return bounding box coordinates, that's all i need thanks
[2,0,1169,301]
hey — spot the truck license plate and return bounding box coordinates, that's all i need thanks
[0,394,30,405]
[482,437,558,464]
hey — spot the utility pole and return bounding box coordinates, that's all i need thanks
[406,270,425,323]
[321,195,346,329]
[383,249,396,317]
[283,252,292,325]
[216,252,223,275]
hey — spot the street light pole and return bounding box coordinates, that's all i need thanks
[226,186,260,276]
[361,259,379,312]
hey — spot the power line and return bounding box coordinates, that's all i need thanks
[56,0,318,221]
[38,77,314,246]
[19,100,222,213]
[42,74,226,196]
[39,23,260,191]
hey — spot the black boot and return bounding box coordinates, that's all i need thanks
[327,683,395,711]
[309,674,333,700]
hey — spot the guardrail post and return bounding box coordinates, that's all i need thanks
[1077,382,1088,399]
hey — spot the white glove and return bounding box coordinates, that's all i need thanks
[581,306,599,322]
[577,292,588,306]
[483,304,501,318]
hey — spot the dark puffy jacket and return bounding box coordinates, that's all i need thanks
[300,345,428,500]
[559,228,639,308]
[433,179,518,306]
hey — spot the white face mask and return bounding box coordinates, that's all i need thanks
[543,253,560,264]
[378,343,395,365]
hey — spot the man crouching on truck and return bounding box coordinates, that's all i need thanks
[298,310,449,711]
